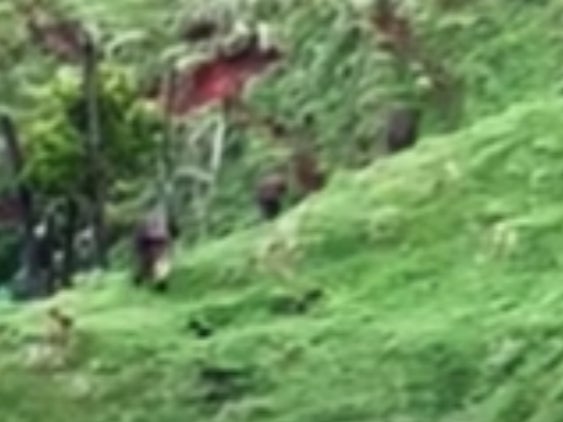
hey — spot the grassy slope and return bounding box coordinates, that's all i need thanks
[2,1,563,421]
[3,98,563,422]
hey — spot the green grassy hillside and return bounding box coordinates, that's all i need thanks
[3,98,563,421]
[2,0,563,421]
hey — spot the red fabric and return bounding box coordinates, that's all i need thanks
[156,46,282,116]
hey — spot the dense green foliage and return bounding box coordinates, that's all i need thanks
[21,65,160,194]
[2,0,563,421]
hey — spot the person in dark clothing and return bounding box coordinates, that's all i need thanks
[255,173,288,220]
[132,210,173,292]
[385,105,421,153]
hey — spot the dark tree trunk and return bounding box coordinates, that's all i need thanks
[0,114,44,299]
[160,69,180,237]
[40,211,58,295]
[82,35,108,268]
[160,69,178,237]
[60,196,78,288]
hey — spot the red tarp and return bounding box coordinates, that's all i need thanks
[153,43,282,116]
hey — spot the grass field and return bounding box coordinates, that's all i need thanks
[2,1,563,421]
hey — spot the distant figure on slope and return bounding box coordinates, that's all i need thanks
[385,105,421,153]
[132,209,175,292]
[255,172,288,220]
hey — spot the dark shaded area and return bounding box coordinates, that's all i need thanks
[0,114,45,299]
[196,363,257,406]
[0,195,22,227]
[81,34,109,269]
[269,287,324,315]
[186,317,214,339]
[59,196,79,288]
[255,173,288,220]
[0,229,20,284]
[181,18,220,42]
[385,106,421,153]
